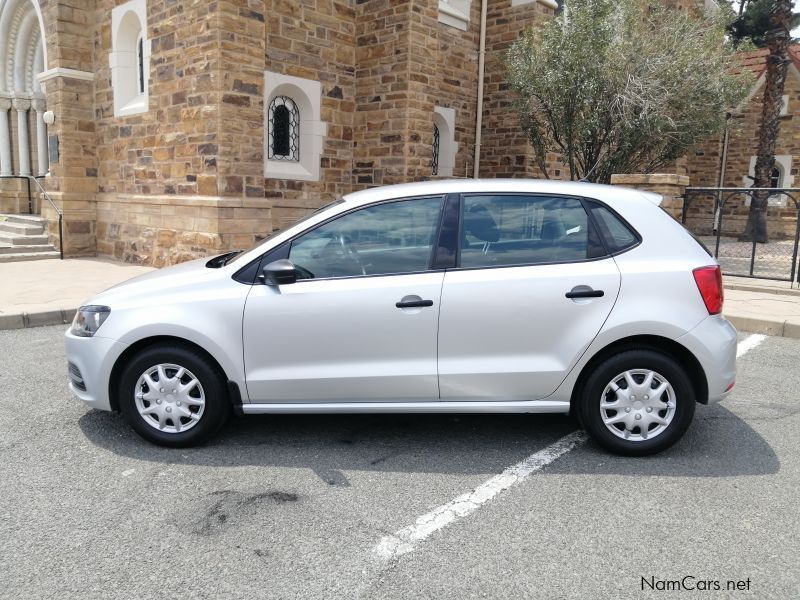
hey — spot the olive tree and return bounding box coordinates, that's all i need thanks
[506,0,752,183]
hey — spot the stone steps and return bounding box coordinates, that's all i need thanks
[0,232,49,245]
[0,214,58,262]
[0,243,57,254]
[0,251,61,263]
[0,221,43,235]
[3,214,47,226]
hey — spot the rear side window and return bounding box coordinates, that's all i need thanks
[588,203,639,253]
[459,195,606,268]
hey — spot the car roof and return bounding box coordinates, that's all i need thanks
[340,178,662,208]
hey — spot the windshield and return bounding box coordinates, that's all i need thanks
[225,198,345,265]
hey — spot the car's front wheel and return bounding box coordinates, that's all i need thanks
[578,350,695,456]
[118,345,230,447]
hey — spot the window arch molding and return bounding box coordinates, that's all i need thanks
[110,0,149,117]
[743,154,794,207]
[744,155,794,189]
[264,71,326,182]
[433,106,457,178]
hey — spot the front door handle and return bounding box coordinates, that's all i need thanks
[565,286,604,299]
[396,298,434,308]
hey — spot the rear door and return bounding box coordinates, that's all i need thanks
[437,194,621,400]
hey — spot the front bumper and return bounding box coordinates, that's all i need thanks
[65,330,128,411]
[677,314,738,404]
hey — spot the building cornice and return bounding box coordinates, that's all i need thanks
[36,68,95,84]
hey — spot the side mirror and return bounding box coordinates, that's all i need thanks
[259,259,297,286]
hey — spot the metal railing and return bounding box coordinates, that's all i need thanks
[682,186,800,285]
[0,174,63,259]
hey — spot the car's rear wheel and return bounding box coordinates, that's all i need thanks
[578,350,695,456]
[118,345,229,447]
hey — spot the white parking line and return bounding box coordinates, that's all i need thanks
[737,333,766,358]
[373,430,587,561]
[373,334,766,562]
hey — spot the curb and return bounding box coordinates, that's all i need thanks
[0,308,76,331]
[725,314,800,339]
[725,283,800,297]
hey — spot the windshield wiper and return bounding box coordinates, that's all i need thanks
[205,251,241,268]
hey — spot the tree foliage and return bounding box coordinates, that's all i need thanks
[728,0,800,48]
[506,0,752,183]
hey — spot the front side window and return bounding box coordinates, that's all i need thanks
[460,195,604,268]
[268,96,299,161]
[289,197,444,279]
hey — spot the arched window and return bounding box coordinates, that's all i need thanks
[137,34,145,95]
[268,96,299,161]
[432,124,440,176]
[769,165,781,188]
[110,0,149,116]
[264,72,326,181]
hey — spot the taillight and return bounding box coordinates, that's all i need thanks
[693,265,723,315]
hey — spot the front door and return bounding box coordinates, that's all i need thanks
[437,193,621,400]
[242,196,445,403]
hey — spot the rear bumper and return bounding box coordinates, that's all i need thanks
[65,330,128,411]
[677,315,737,404]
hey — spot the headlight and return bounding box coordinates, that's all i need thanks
[71,306,111,337]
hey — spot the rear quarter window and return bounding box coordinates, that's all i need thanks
[588,203,639,253]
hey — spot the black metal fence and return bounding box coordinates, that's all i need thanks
[682,187,800,284]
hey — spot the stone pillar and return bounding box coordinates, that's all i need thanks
[609,173,690,221]
[12,98,31,176]
[0,97,11,176]
[32,98,48,176]
[38,0,98,257]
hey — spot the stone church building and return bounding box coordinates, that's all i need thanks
[0,0,712,265]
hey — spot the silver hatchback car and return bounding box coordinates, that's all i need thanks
[66,179,736,455]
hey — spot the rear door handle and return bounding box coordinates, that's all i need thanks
[396,298,434,308]
[565,286,604,299]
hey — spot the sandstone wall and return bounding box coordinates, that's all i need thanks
[263,0,357,231]
[685,72,800,239]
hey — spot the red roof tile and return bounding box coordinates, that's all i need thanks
[733,43,800,76]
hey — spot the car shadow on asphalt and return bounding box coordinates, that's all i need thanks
[548,402,781,477]
[78,402,778,484]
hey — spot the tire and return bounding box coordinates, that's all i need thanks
[118,345,230,447]
[577,349,695,456]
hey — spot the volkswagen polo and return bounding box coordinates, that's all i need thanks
[65,179,737,455]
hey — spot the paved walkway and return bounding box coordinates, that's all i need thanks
[0,258,154,329]
[0,257,798,337]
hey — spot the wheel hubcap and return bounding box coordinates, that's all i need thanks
[134,363,205,434]
[599,369,676,442]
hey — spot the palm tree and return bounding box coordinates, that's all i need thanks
[739,0,793,243]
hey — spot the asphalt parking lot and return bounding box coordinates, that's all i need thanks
[1,326,798,599]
